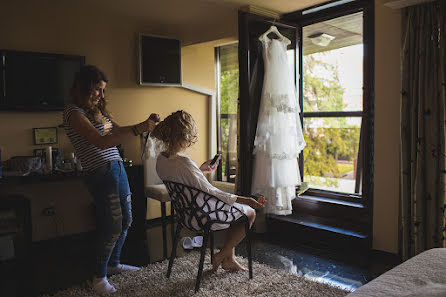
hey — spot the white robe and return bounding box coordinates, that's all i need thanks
[156,154,252,230]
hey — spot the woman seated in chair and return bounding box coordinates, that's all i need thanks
[152,110,266,272]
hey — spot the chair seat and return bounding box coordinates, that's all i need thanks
[145,184,171,202]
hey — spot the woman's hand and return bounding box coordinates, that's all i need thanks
[236,196,266,209]
[137,113,160,133]
[199,155,221,174]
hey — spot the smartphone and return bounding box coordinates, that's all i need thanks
[250,193,264,201]
[209,153,221,167]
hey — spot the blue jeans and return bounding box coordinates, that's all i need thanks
[84,160,132,278]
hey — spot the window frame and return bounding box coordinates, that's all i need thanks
[215,43,239,183]
[283,0,374,209]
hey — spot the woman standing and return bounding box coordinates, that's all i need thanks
[63,65,159,294]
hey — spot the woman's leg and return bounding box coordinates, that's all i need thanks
[85,162,123,293]
[108,161,133,267]
[213,208,256,271]
[89,162,123,278]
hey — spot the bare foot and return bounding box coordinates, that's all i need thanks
[222,256,247,271]
[212,251,225,272]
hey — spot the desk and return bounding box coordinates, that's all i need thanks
[0,175,95,242]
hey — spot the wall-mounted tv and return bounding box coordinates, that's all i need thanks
[138,33,182,86]
[0,50,85,111]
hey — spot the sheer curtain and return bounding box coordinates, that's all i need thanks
[400,0,446,260]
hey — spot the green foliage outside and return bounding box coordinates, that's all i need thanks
[220,69,239,178]
[303,53,360,187]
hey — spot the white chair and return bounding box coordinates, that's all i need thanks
[144,184,173,259]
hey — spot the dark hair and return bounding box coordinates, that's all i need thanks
[70,65,111,121]
[151,110,198,156]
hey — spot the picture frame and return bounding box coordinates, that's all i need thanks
[33,127,58,145]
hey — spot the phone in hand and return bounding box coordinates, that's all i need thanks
[209,153,221,168]
[250,193,264,201]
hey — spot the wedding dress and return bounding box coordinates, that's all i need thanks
[251,26,306,216]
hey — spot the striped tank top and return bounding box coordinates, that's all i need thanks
[63,104,122,171]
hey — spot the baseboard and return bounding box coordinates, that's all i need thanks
[370,249,402,265]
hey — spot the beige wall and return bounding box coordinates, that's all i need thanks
[0,2,216,220]
[373,1,401,254]
[0,2,215,163]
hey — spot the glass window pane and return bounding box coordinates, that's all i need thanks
[303,12,363,113]
[303,117,361,194]
[218,43,238,183]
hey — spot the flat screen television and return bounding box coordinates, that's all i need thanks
[0,50,85,111]
[138,33,182,86]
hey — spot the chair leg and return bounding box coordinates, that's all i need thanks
[210,231,214,264]
[161,202,167,259]
[166,223,183,278]
[245,220,253,279]
[170,203,175,243]
[195,229,210,293]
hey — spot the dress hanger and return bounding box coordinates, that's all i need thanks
[259,24,291,45]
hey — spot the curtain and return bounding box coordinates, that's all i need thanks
[400,0,446,260]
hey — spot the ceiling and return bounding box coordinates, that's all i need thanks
[93,0,329,44]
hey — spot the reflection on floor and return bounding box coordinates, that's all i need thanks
[1,222,399,297]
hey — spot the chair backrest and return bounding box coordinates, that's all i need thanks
[163,180,245,232]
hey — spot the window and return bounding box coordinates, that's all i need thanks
[236,0,373,207]
[301,12,364,196]
[216,43,238,183]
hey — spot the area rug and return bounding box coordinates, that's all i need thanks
[42,252,351,297]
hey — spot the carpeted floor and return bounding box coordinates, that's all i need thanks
[41,252,351,297]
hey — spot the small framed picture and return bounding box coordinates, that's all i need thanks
[33,127,58,145]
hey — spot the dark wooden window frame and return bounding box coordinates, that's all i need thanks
[283,0,375,208]
[238,0,374,244]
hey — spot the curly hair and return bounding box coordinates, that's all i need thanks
[151,110,198,156]
[69,65,111,122]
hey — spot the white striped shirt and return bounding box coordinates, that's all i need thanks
[63,104,122,172]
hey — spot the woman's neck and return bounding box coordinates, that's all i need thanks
[161,151,179,158]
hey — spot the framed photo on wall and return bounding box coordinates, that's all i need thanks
[33,127,58,145]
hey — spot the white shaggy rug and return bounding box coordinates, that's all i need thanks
[41,252,350,297]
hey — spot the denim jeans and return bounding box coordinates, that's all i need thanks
[84,160,132,277]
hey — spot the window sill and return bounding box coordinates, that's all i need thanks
[297,194,364,208]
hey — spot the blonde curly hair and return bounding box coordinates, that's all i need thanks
[151,110,198,156]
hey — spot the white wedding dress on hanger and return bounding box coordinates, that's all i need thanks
[251,26,306,216]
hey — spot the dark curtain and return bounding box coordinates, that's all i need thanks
[400,0,446,260]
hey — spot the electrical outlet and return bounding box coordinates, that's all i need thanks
[42,207,56,216]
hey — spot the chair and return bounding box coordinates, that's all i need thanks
[163,180,253,293]
[144,184,174,259]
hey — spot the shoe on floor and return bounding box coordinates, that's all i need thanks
[92,277,116,294]
[192,236,203,248]
[107,264,140,275]
[182,237,193,250]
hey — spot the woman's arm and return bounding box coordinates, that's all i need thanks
[235,196,266,209]
[68,112,157,149]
